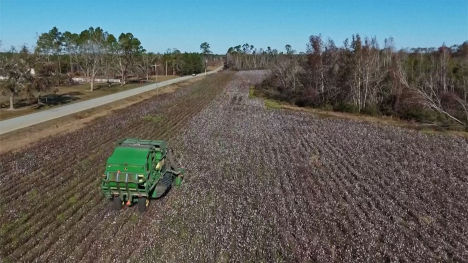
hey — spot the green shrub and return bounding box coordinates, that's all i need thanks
[143,114,164,123]
[27,189,38,202]
[178,53,203,75]
[322,104,334,111]
[400,108,443,123]
[56,213,66,222]
[362,104,381,116]
[68,195,78,204]
[264,99,282,109]
[0,223,11,237]
[333,103,359,114]
[249,86,255,98]
[379,104,397,116]
[130,213,139,224]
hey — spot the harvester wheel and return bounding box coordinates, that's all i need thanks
[154,173,173,198]
[113,197,122,210]
[138,197,148,212]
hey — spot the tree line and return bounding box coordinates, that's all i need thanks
[0,27,210,109]
[242,35,468,127]
[225,43,295,70]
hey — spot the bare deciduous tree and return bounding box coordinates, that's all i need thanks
[137,51,157,81]
[116,33,143,85]
[78,27,109,91]
[1,46,36,109]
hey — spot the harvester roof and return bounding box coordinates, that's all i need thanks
[107,146,149,166]
[119,138,166,150]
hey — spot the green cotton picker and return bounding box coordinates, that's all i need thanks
[101,138,184,212]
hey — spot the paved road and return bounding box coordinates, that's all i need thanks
[0,68,222,135]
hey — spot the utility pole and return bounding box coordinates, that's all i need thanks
[165,60,167,76]
[155,63,158,86]
[156,63,158,95]
[205,59,207,76]
[153,64,159,96]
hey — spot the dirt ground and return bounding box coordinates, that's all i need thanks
[0,71,467,262]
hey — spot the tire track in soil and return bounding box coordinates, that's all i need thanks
[107,90,221,263]
[46,75,227,263]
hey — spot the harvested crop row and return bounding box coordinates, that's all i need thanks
[0,72,233,262]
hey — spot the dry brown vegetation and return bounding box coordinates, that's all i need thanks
[0,71,467,262]
[281,104,468,139]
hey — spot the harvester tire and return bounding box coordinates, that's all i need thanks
[154,173,173,198]
[138,197,148,212]
[113,197,122,210]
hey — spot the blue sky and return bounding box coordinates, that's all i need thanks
[0,0,466,54]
